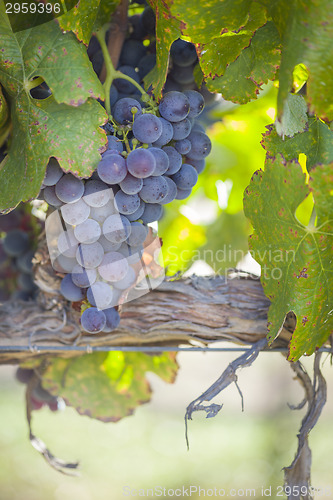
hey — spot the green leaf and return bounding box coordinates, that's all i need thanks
[274,93,308,139]
[198,3,267,79]
[206,22,281,104]
[0,85,10,147]
[262,117,333,170]
[168,0,252,43]
[0,96,106,211]
[0,13,104,105]
[268,0,333,121]
[58,0,120,45]
[41,352,178,422]
[0,14,107,211]
[244,156,333,361]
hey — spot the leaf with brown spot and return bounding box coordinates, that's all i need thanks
[244,156,333,361]
[41,352,179,422]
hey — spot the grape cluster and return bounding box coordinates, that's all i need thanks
[39,86,211,334]
[16,368,61,412]
[0,206,39,302]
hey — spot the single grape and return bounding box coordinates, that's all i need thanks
[71,264,97,288]
[152,117,173,147]
[103,214,131,243]
[124,200,145,222]
[110,85,119,107]
[83,180,112,207]
[43,185,63,207]
[160,177,177,204]
[55,173,85,204]
[171,163,198,189]
[87,282,113,309]
[175,138,191,155]
[97,153,127,185]
[158,91,190,122]
[114,191,141,215]
[139,176,168,203]
[171,64,195,85]
[81,307,106,333]
[126,148,156,178]
[3,230,29,257]
[148,147,169,176]
[172,118,191,140]
[176,187,192,200]
[102,307,121,332]
[127,222,148,247]
[185,157,206,174]
[120,173,143,195]
[98,251,129,282]
[113,98,142,125]
[170,39,198,67]
[74,219,101,244]
[60,274,86,302]
[60,198,90,226]
[162,146,182,175]
[43,158,63,186]
[184,90,205,118]
[140,203,163,224]
[76,242,104,269]
[187,131,212,159]
[133,113,162,143]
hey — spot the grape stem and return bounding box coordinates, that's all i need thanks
[96,25,152,117]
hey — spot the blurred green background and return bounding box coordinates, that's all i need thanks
[1,85,332,499]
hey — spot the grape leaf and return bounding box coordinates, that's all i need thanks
[0,85,10,146]
[198,3,267,79]
[267,0,333,121]
[58,0,120,45]
[262,117,333,170]
[244,156,333,361]
[168,0,252,43]
[0,96,106,211]
[0,12,104,105]
[41,352,178,422]
[206,22,281,104]
[0,14,107,211]
[274,93,308,139]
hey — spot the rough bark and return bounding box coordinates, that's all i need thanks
[0,273,293,364]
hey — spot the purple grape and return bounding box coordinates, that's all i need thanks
[120,173,143,194]
[171,163,198,189]
[114,191,141,215]
[160,177,177,204]
[60,274,86,302]
[81,307,106,333]
[127,222,148,247]
[103,307,120,332]
[126,148,156,178]
[133,113,162,143]
[175,139,191,155]
[115,65,140,94]
[176,187,192,200]
[98,251,129,282]
[43,158,63,186]
[184,90,205,118]
[3,230,29,257]
[83,180,112,207]
[113,97,142,124]
[103,214,131,243]
[55,174,85,204]
[124,199,145,222]
[71,264,97,288]
[185,157,206,174]
[139,176,168,203]
[43,185,63,207]
[170,39,197,67]
[140,203,163,224]
[106,135,124,153]
[187,131,212,159]
[97,153,127,184]
[158,91,190,122]
[172,118,191,140]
